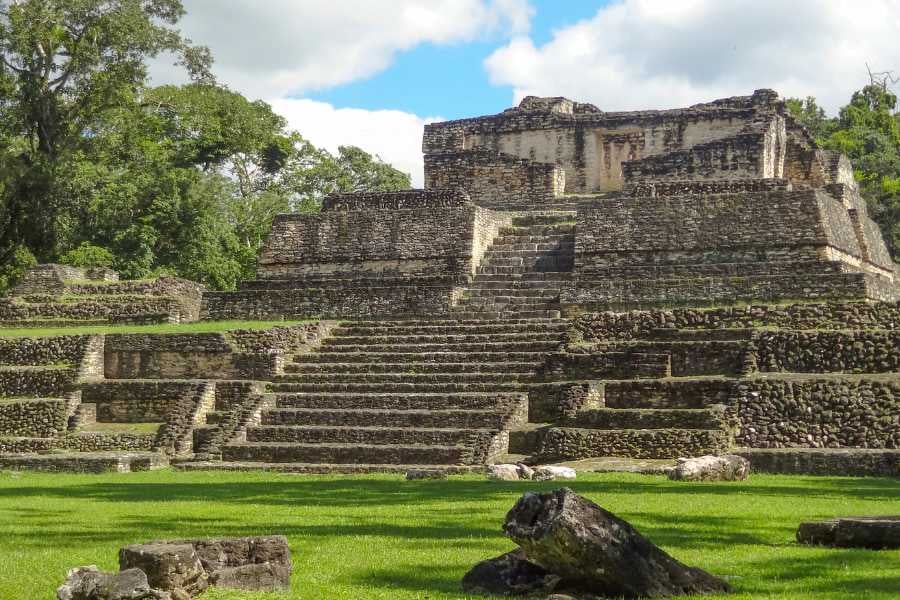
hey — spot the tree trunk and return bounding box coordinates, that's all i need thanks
[504,488,732,598]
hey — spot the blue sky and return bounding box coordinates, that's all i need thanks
[167,0,899,185]
[307,1,605,120]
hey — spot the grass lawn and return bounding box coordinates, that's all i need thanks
[0,470,896,599]
[0,320,310,337]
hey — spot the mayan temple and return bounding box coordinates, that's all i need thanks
[1,90,898,476]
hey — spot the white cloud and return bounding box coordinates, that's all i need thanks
[485,0,900,114]
[145,1,533,187]
[270,99,440,187]
[154,0,533,99]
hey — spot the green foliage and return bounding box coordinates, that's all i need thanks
[787,83,900,261]
[0,2,411,290]
[0,244,35,293]
[59,242,114,268]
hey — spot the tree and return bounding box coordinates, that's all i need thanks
[0,0,211,263]
[787,78,900,261]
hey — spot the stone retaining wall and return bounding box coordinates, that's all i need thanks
[0,399,67,437]
[732,377,899,449]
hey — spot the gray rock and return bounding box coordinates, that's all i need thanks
[461,549,560,596]
[157,535,292,591]
[487,464,520,481]
[504,488,732,598]
[797,517,900,549]
[668,455,750,482]
[533,465,577,481]
[119,543,208,598]
[515,463,535,480]
[57,566,171,600]
[208,563,289,592]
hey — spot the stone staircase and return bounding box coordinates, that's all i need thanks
[201,318,569,473]
[452,212,575,319]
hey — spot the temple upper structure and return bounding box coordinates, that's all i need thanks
[202,90,900,320]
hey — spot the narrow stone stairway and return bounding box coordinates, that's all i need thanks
[452,212,575,319]
[216,318,569,472]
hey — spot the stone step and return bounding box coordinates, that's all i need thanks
[261,408,513,429]
[472,272,573,282]
[174,461,478,474]
[537,427,732,460]
[564,407,726,430]
[268,382,529,394]
[480,256,574,269]
[456,297,560,309]
[478,264,573,275]
[222,442,470,465]
[344,317,567,328]
[283,361,543,375]
[465,287,562,298]
[499,224,575,236]
[510,214,576,227]
[0,451,167,473]
[484,249,574,259]
[269,392,517,411]
[246,425,495,446]
[315,341,561,353]
[292,351,549,364]
[273,372,537,384]
[487,242,575,252]
[448,310,562,320]
[492,236,574,248]
[322,333,563,346]
[335,322,567,337]
[204,410,229,425]
[470,280,569,290]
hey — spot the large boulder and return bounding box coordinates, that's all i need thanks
[797,517,900,549]
[57,566,171,600]
[461,549,560,596]
[183,535,292,591]
[118,543,207,598]
[667,455,749,482]
[503,488,732,598]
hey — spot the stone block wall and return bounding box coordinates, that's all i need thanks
[0,399,68,437]
[424,150,565,209]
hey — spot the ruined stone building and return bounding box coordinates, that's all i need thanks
[0,91,898,476]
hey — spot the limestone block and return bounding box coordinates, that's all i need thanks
[486,464,520,481]
[119,543,207,597]
[57,566,171,600]
[667,455,750,482]
[532,466,577,482]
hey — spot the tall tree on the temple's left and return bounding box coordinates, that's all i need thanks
[0,0,211,263]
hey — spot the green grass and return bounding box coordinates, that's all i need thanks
[0,471,896,599]
[0,320,310,337]
[77,422,162,433]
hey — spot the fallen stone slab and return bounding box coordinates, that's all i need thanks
[667,455,749,482]
[797,517,900,549]
[57,566,171,600]
[487,463,520,481]
[461,549,560,596]
[119,543,207,598]
[503,488,732,598]
[533,465,577,482]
